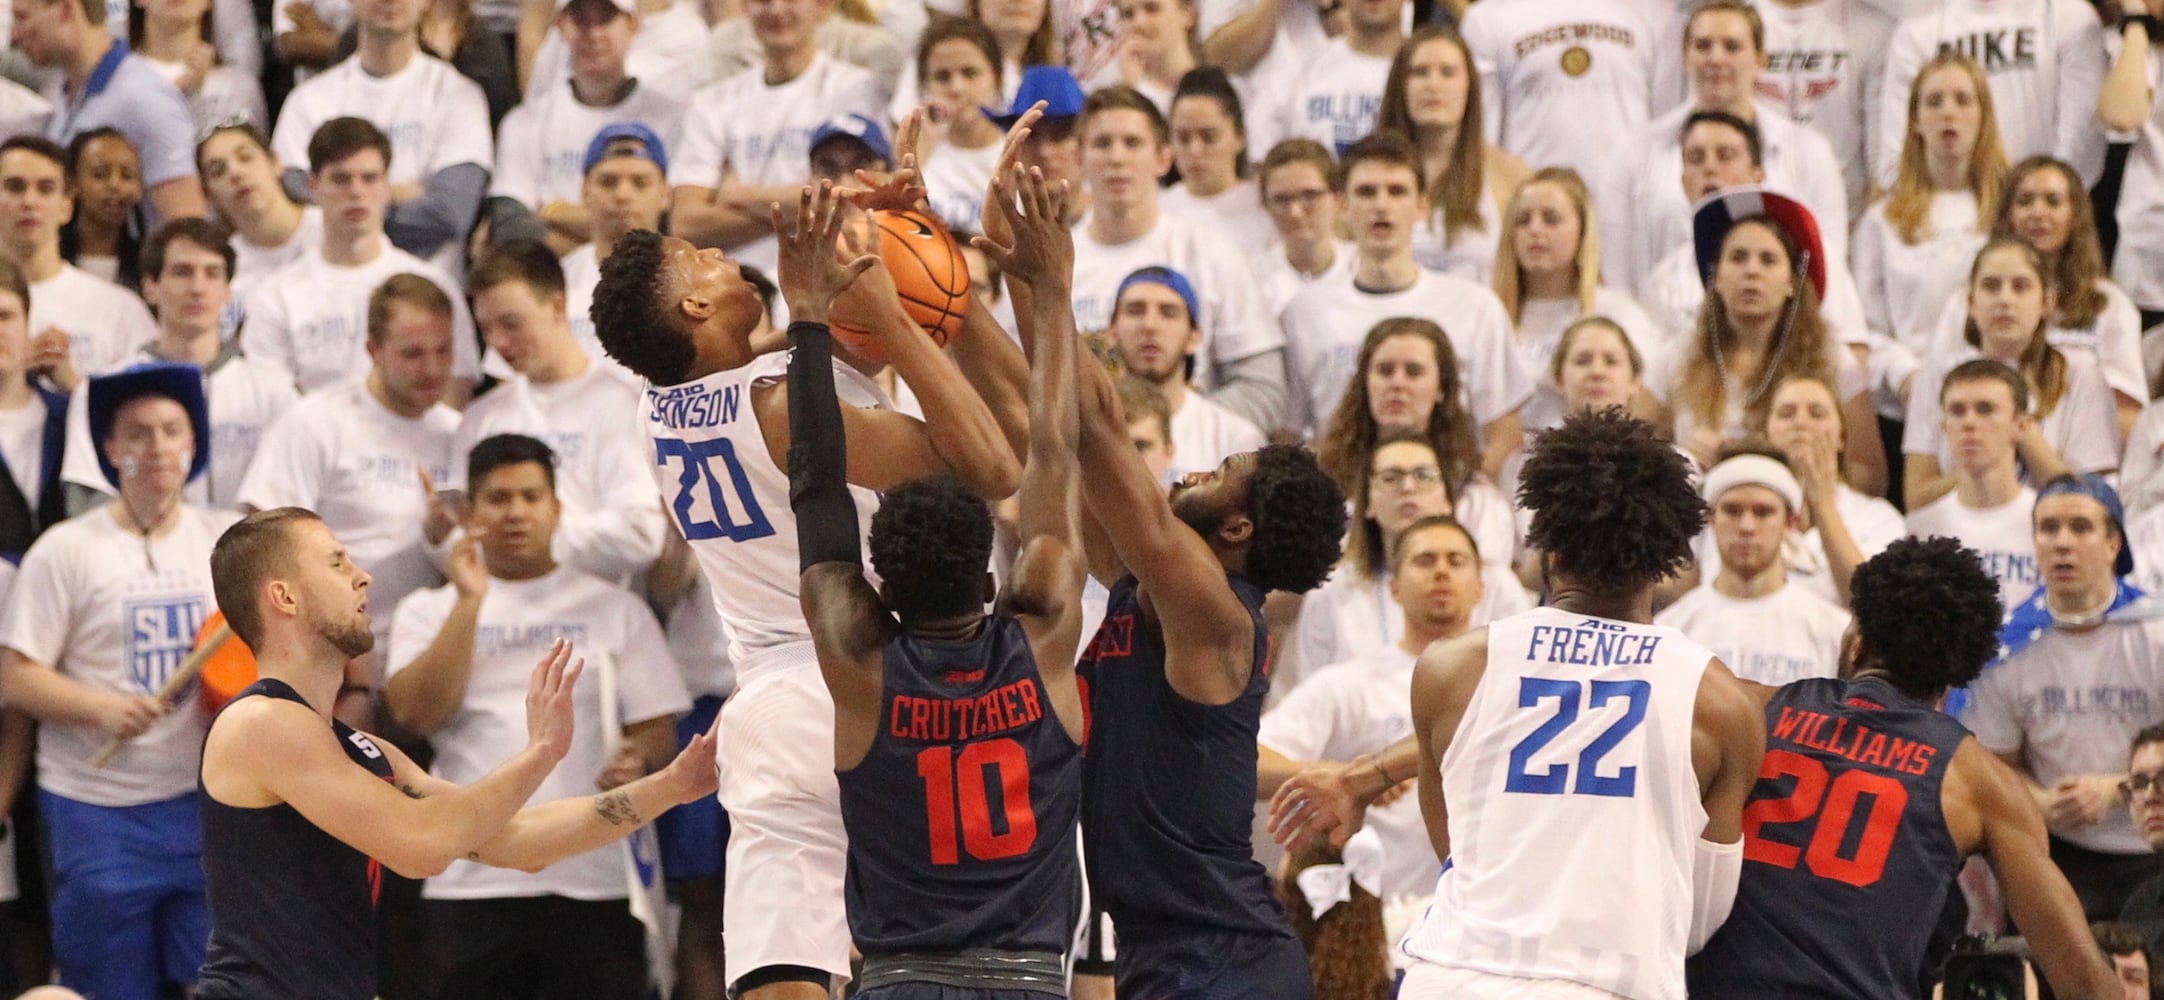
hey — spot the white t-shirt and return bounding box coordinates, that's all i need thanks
[1636,232,1875,353]
[2131,505,2164,595]
[1158,181,1277,258]
[2121,401,2164,518]
[1167,389,1267,478]
[1460,0,1670,273]
[240,245,480,393]
[1654,581,1850,685]
[665,572,734,699]
[669,52,887,276]
[1667,328,1872,442]
[1258,643,1438,901]
[1853,193,1987,355]
[388,566,688,900]
[491,79,686,213]
[1623,99,1851,292]
[1068,212,1285,391]
[523,0,718,103]
[1691,484,1907,607]
[1268,38,1394,156]
[236,378,459,658]
[1751,0,1897,212]
[1277,266,1533,438]
[1903,485,2039,610]
[0,504,239,806]
[451,367,667,581]
[228,206,324,320]
[29,265,157,379]
[60,346,300,510]
[1921,280,2148,404]
[541,243,642,387]
[1876,0,2108,189]
[0,402,44,510]
[1408,191,1503,286]
[0,78,52,140]
[1901,346,2121,477]
[1284,561,1532,696]
[1962,611,2164,854]
[143,55,268,134]
[2108,35,2164,311]
[1513,287,1670,433]
[922,141,1003,237]
[1255,241,1356,321]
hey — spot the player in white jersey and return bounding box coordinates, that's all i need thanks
[1273,409,1764,1000]
[586,175,1023,997]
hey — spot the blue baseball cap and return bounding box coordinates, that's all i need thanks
[1115,266,1200,328]
[986,67,1085,129]
[583,123,669,177]
[808,113,894,168]
[2037,474,2136,577]
[87,362,211,490]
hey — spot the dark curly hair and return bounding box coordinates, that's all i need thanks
[1519,408,1704,595]
[1850,536,2003,701]
[869,474,994,622]
[1243,444,1347,595]
[590,229,697,386]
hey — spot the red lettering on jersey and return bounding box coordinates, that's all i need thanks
[1018,680,1043,722]
[368,858,382,906]
[1844,697,1884,711]
[1077,675,1093,752]
[945,669,986,685]
[1084,615,1136,660]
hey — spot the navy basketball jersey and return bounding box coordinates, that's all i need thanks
[197,678,399,1000]
[1076,574,1289,939]
[1687,675,1971,1000]
[837,614,1082,958]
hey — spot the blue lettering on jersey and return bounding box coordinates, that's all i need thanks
[1504,676,1650,797]
[654,437,774,542]
[1976,549,2040,590]
[649,383,741,430]
[1524,623,1663,667]
[383,121,428,153]
[474,622,592,658]
[125,595,209,692]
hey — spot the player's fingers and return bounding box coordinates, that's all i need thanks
[967,235,1012,269]
[841,255,879,283]
[557,657,585,701]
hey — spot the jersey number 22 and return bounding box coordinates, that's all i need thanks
[1504,678,1650,798]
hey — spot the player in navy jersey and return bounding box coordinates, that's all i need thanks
[1688,536,2119,1000]
[1049,180,1346,994]
[195,508,721,1000]
[790,164,1089,996]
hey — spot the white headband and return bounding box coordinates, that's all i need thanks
[1701,454,1803,512]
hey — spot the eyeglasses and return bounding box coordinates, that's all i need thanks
[1373,466,1444,491]
[1267,190,1329,211]
[2120,770,2164,800]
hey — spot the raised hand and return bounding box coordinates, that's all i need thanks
[652,710,722,805]
[1269,761,1370,852]
[522,639,583,762]
[419,469,462,546]
[972,164,1073,290]
[28,328,78,391]
[446,531,489,600]
[980,101,1048,247]
[772,181,879,326]
[842,108,930,215]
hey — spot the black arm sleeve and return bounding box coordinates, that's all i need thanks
[787,321,862,572]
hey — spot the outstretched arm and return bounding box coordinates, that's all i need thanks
[1964,739,2120,1000]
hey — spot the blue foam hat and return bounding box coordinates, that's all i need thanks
[86,362,211,489]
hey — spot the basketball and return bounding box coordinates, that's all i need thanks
[830,209,972,363]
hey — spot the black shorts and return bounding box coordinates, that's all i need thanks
[1113,927,1313,1000]
[424,895,646,1000]
[856,986,1061,1000]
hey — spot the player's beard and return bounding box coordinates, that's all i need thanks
[323,616,375,658]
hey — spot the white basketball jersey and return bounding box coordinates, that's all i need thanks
[1402,606,1712,1000]
[641,350,884,681]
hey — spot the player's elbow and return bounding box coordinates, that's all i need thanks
[972,455,1024,502]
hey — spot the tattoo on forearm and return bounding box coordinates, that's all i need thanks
[594,789,640,827]
[401,784,428,800]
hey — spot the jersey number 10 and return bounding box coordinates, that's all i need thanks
[1504,678,1650,798]
[655,438,775,542]
[916,739,1038,865]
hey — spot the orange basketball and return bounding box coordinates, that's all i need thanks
[830,209,971,364]
[195,611,260,715]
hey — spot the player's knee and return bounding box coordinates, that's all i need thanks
[735,964,831,999]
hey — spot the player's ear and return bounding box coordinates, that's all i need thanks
[1218,513,1252,546]
[678,288,715,322]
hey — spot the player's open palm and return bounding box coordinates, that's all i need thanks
[773,181,878,325]
[522,638,583,763]
[973,164,1072,289]
[979,100,1047,249]
[653,712,722,806]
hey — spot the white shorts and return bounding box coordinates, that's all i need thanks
[716,645,850,988]
[1398,963,1629,1000]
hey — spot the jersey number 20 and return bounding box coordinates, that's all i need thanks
[1741,749,1907,887]
[655,438,775,542]
[1504,678,1650,797]
[916,740,1037,865]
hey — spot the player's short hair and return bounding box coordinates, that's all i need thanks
[1849,536,2002,700]
[1337,132,1425,195]
[1241,444,1347,594]
[1081,85,1171,147]
[366,273,453,345]
[1940,357,2030,412]
[2130,723,2164,759]
[196,122,273,175]
[212,507,327,650]
[869,474,994,622]
[1116,376,1171,444]
[468,239,567,300]
[2094,921,2151,961]
[1389,514,1478,575]
[1519,408,1703,594]
[142,217,237,280]
[308,117,394,175]
[1680,110,1763,168]
[1684,0,1764,53]
[468,433,558,494]
[0,256,28,314]
[0,135,70,179]
[591,229,698,385]
[1259,139,1338,195]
